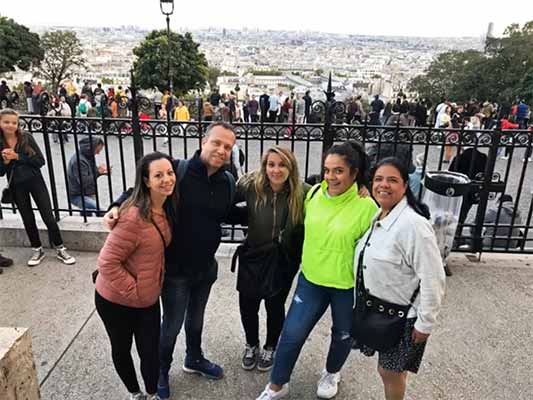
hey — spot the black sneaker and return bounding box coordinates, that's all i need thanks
[242,344,259,370]
[257,347,275,372]
[0,254,13,267]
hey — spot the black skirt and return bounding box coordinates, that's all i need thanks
[356,318,427,373]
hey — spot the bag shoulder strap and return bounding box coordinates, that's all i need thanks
[308,183,321,201]
[224,170,236,206]
[151,217,167,248]
[357,221,421,305]
[176,159,190,186]
[6,163,16,188]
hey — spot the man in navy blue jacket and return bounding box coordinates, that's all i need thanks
[104,122,238,399]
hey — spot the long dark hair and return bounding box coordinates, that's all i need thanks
[0,108,35,156]
[373,157,430,219]
[120,152,178,224]
[325,140,370,189]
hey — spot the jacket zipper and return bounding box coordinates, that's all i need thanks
[272,193,278,241]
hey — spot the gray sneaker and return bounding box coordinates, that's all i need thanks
[56,246,76,265]
[242,344,259,370]
[27,247,45,267]
[257,347,275,372]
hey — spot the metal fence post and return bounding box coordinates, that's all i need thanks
[129,70,144,164]
[39,93,61,220]
[322,72,335,161]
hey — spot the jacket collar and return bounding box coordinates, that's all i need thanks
[189,150,226,180]
[373,196,409,231]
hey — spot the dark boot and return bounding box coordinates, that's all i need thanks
[0,254,13,267]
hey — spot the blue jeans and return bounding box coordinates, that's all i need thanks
[159,261,217,372]
[70,195,101,216]
[270,274,354,385]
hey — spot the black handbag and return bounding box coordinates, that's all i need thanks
[1,166,15,204]
[351,224,420,352]
[231,240,287,299]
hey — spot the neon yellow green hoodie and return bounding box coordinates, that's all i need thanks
[301,181,378,289]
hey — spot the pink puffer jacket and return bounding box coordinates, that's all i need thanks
[96,206,171,308]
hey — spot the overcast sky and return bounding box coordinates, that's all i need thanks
[2,1,532,38]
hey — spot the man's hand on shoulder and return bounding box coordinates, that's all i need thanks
[103,206,119,230]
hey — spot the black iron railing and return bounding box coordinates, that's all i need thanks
[1,78,532,255]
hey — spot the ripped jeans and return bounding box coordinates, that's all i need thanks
[270,273,354,385]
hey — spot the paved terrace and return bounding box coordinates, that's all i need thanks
[0,246,532,400]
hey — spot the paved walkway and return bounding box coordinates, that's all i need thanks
[0,246,532,400]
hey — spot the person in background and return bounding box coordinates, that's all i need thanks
[95,151,175,400]
[67,137,111,216]
[23,82,34,114]
[248,95,260,123]
[482,194,523,249]
[203,101,214,122]
[353,157,445,400]
[0,108,76,267]
[303,91,312,123]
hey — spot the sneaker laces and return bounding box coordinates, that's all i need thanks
[260,348,274,362]
[30,248,43,260]
[244,345,257,359]
[320,372,338,389]
[57,247,72,260]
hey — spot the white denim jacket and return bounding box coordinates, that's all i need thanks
[354,197,446,334]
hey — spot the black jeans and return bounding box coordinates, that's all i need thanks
[12,174,63,248]
[95,291,160,395]
[238,269,297,350]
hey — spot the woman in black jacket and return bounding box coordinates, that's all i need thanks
[0,108,75,266]
[235,145,308,373]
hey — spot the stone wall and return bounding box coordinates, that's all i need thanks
[0,328,40,400]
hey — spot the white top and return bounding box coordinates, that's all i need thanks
[354,197,446,334]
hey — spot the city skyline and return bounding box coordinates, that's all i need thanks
[2,0,532,38]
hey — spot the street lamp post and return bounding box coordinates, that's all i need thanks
[160,0,175,96]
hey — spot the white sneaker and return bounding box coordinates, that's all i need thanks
[56,246,76,265]
[129,392,146,400]
[501,155,509,160]
[146,395,161,400]
[317,370,341,399]
[27,247,45,267]
[255,383,289,400]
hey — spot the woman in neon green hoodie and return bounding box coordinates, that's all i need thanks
[256,141,378,400]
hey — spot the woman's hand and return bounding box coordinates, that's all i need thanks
[358,185,370,198]
[1,149,19,161]
[411,328,430,344]
[103,207,119,230]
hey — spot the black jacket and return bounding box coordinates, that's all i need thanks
[0,133,45,184]
[67,137,100,197]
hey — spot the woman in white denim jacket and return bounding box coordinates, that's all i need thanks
[353,157,446,400]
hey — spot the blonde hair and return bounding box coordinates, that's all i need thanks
[249,146,304,225]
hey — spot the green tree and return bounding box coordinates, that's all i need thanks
[409,21,533,105]
[132,30,208,95]
[35,30,85,93]
[207,66,220,90]
[0,16,43,73]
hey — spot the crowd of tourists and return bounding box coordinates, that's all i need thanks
[1,106,450,400]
